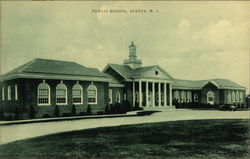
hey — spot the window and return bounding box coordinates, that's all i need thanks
[207,91,214,102]
[124,93,127,101]
[187,91,192,103]
[56,82,67,105]
[194,93,198,102]
[232,91,235,102]
[72,83,82,104]
[228,91,231,102]
[181,91,186,102]
[38,82,50,105]
[15,85,18,100]
[236,91,239,102]
[109,89,112,104]
[174,90,180,102]
[116,91,120,103]
[87,83,97,104]
[7,86,11,100]
[2,87,4,101]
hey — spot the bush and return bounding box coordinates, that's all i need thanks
[54,105,60,117]
[87,105,92,115]
[130,106,143,111]
[14,107,20,120]
[0,110,5,120]
[43,114,51,118]
[71,104,76,116]
[62,113,72,117]
[105,104,110,114]
[4,115,13,121]
[97,111,104,115]
[79,112,86,116]
[29,105,35,119]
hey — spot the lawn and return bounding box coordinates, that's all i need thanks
[0,119,249,159]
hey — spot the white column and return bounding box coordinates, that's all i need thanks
[164,83,167,106]
[158,82,161,106]
[139,80,142,107]
[152,82,155,107]
[132,81,135,107]
[146,81,148,107]
[169,83,172,106]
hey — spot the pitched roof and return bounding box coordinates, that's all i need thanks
[0,58,109,81]
[172,78,246,90]
[104,64,173,80]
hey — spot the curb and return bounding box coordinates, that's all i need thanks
[0,113,139,126]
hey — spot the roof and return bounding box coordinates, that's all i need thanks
[0,58,109,82]
[172,78,246,90]
[104,63,173,80]
[129,41,136,47]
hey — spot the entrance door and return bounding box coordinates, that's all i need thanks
[148,91,152,106]
[207,91,214,105]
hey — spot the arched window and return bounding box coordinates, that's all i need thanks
[228,91,231,102]
[174,90,180,102]
[232,91,235,102]
[181,91,185,102]
[56,82,67,105]
[116,91,120,103]
[236,91,239,102]
[38,82,50,105]
[194,93,198,102]
[72,83,83,104]
[87,83,97,104]
[207,91,214,103]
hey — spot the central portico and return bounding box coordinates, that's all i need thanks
[103,41,174,107]
[132,79,172,107]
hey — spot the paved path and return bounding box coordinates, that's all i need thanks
[0,110,249,145]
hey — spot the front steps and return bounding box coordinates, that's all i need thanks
[142,106,176,111]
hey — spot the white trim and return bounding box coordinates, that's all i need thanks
[109,83,125,87]
[56,82,68,105]
[7,86,11,101]
[15,85,18,100]
[37,82,51,106]
[87,83,97,104]
[201,81,220,88]
[72,83,83,105]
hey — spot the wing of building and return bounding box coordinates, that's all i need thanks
[0,42,247,119]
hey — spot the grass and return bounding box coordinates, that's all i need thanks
[0,119,249,159]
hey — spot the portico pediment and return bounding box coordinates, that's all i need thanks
[133,66,172,80]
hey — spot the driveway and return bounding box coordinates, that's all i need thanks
[0,109,249,145]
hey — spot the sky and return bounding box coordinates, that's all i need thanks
[1,1,249,93]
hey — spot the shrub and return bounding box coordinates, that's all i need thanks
[5,115,13,121]
[0,110,5,120]
[87,104,92,115]
[29,105,35,119]
[71,104,76,116]
[14,107,20,120]
[97,111,104,115]
[105,104,110,114]
[130,106,143,111]
[62,113,72,117]
[43,114,51,118]
[54,105,60,117]
[79,112,86,116]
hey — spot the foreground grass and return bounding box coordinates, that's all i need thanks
[0,119,249,159]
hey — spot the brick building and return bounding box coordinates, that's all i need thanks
[0,41,247,119]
